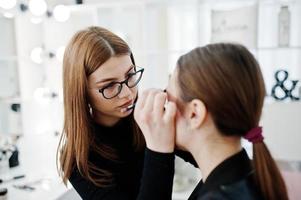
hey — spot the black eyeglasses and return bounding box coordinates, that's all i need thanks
[98,67,144,99]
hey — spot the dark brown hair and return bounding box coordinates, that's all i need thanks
[57,26,144,187]
[177,43,288,200]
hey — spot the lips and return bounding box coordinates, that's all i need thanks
[119,100,134,108]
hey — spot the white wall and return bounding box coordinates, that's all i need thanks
[0,0,300,159]
[261,102,301,161]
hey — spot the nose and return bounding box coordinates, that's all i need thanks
[118,83,132,99]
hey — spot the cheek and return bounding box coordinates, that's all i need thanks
[175,109,192,150]
[175,112,186,144]
[89,90,112,110]
[131,87,138,98]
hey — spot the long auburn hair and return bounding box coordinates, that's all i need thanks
[57,26,144,187]
[177,43,288,200]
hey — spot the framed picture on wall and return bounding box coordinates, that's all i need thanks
[211,4,258,48]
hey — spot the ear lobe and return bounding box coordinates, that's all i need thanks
[188,99,207,129]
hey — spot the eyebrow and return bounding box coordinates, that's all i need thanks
[95,65,135,85]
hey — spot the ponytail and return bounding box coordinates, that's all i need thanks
[253,142,289,200]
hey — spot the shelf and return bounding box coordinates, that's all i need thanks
[264,96,301,105]
[254,46,301,51]
[0,96,21,103]
[0,56,18,62]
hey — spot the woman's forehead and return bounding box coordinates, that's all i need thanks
[89,55,132,83]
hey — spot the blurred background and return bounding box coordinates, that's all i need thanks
[0,0,300,199]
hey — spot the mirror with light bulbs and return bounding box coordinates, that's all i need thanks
[0,0,71,22]
[0,16,21,136]
[0,2,76,140]
[0,0,73,136]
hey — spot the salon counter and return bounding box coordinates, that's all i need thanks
[0,133,69,200]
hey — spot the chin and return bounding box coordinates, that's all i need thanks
[176,135,188,151]
[118,109,133,117]
[175,142,187,151]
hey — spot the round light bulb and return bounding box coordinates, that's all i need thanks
[3,12,14,18]
[0,0,17,10]
[29,0,47,16]
[30,47,43,64]
[53,5,70,22]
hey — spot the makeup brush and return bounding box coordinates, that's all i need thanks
[126,103,136,111]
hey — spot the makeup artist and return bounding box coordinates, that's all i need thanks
[57,26,184,200]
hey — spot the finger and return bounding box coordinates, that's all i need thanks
[135,89,153,111]
[134,90,150,121]
[153,92,167,118]
[143,89,161,114]
[163,101,177,122]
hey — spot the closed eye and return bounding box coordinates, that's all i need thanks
[104,81,118,88]
[127,68,136,77]
[99,67,135,88]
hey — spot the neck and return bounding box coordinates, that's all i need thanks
[92,109,121,127]
[189,134,242,182]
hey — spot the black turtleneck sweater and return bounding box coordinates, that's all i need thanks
[188,149,263,200]
[69,117,176,200]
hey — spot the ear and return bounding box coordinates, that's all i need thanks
[187,99,207,129]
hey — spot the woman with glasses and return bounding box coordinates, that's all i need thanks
[57,26,177,200]
[134,43,289,200]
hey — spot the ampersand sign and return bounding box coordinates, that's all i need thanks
[271,70,300,101]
